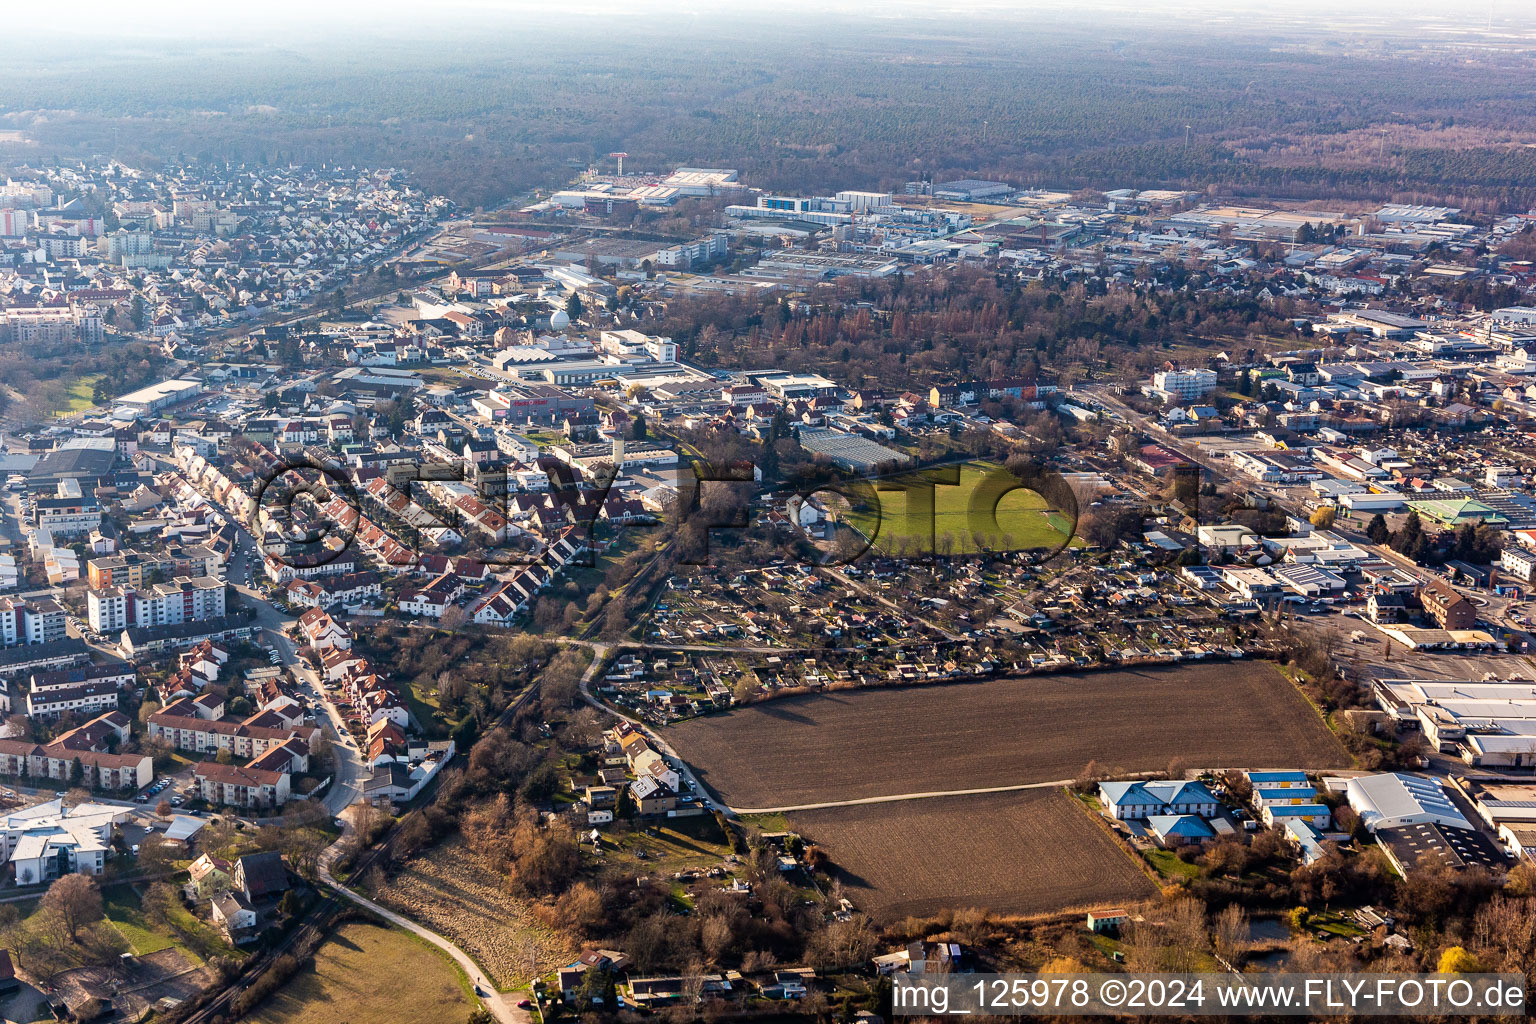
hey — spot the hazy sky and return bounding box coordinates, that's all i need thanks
[12,0,1528,39]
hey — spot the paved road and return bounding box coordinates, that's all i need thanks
[569,640,720,814]
[731,765,1387,815]
[230,528,367,816]
[184,486,368,817]
[316,831,530,1024]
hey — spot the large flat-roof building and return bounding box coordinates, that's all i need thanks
[115,378,203,413]
[798,429,906,473]
[1375,821,1509,876]
[1345,772,1471,833]
[1375,678,1536,767]
[26,443,116,491]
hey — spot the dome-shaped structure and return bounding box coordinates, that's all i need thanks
[550,308,570,330]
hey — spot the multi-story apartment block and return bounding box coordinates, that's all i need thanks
[27,681,119,720]
[23,662,135,720]
[87,587,129,632]
[147,698,318,762]
[0,305,104,346]
[21,600,68,646]
[0,599,70,648]
[86,546,221,589]
[1420,579,1477,631]
[0,712,151,794]
[191,763,291,810]
[1151,368,1219,401]
[1501,546,1536,584]
[130,576,227,628]
[34,493,102,536]
[0,800,125,882]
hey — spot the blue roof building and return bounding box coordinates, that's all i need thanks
[1147,814,1216,846]
[1099,780,1220,820]
[1261,803,1333,828]
[1244,770,1311,788]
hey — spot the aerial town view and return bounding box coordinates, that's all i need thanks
[1,0,1536,1020]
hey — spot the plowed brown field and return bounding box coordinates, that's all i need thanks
[790,789,1158,919]
[667,663,1348,810]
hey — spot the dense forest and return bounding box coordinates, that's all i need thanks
[646,267,1299,389]
[4,10,1536,209]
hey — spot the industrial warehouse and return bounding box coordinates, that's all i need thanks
[1376,678,1536,767]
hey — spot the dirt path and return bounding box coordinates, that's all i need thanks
[732,777,1078,814]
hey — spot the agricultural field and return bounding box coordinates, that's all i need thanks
[374,834,576,989]
[666,663,1349,810]
[790,790,1157,919]
[844,461,1076,556]
[248,923,472,1024]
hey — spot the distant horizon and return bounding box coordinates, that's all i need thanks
[6,0,1530,45]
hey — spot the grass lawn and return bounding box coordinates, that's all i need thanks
[737,812,791,833]
[403,677,452,740]
[1087,933,1124,961]
[417,366,467,383]
[56,374,104,415]
[846,461,1077,556]
[247,923,475,1024]
[1307,910,1367,939]
[603,815,734,876]
[103,890,177,956]
[160,891,242,963]
[1144,848,1202,881]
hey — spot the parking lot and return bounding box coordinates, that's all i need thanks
[134,768,194,807]
[1290,602,1534,684]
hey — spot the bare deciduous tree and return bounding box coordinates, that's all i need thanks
[1212,903,1250,966]
[41,874,103,943]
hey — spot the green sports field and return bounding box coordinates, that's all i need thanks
[844,461,1077,556]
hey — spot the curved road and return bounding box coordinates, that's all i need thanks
[175,467,531,1022]
[569,641,720,814]
[316,833,530,1024]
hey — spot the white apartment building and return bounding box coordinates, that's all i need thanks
[1502,546,1536,584]
[131,576,227,628]
[2,305,104,346]
[598,329,678,363]
[655,233,728,268]
[20,600,66,645]
[0,801,128,883]
[0,596,66,646]
[1151,368,1218,400]
[87,587,129,632]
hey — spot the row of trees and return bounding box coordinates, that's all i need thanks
[1368,510,1503,565]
